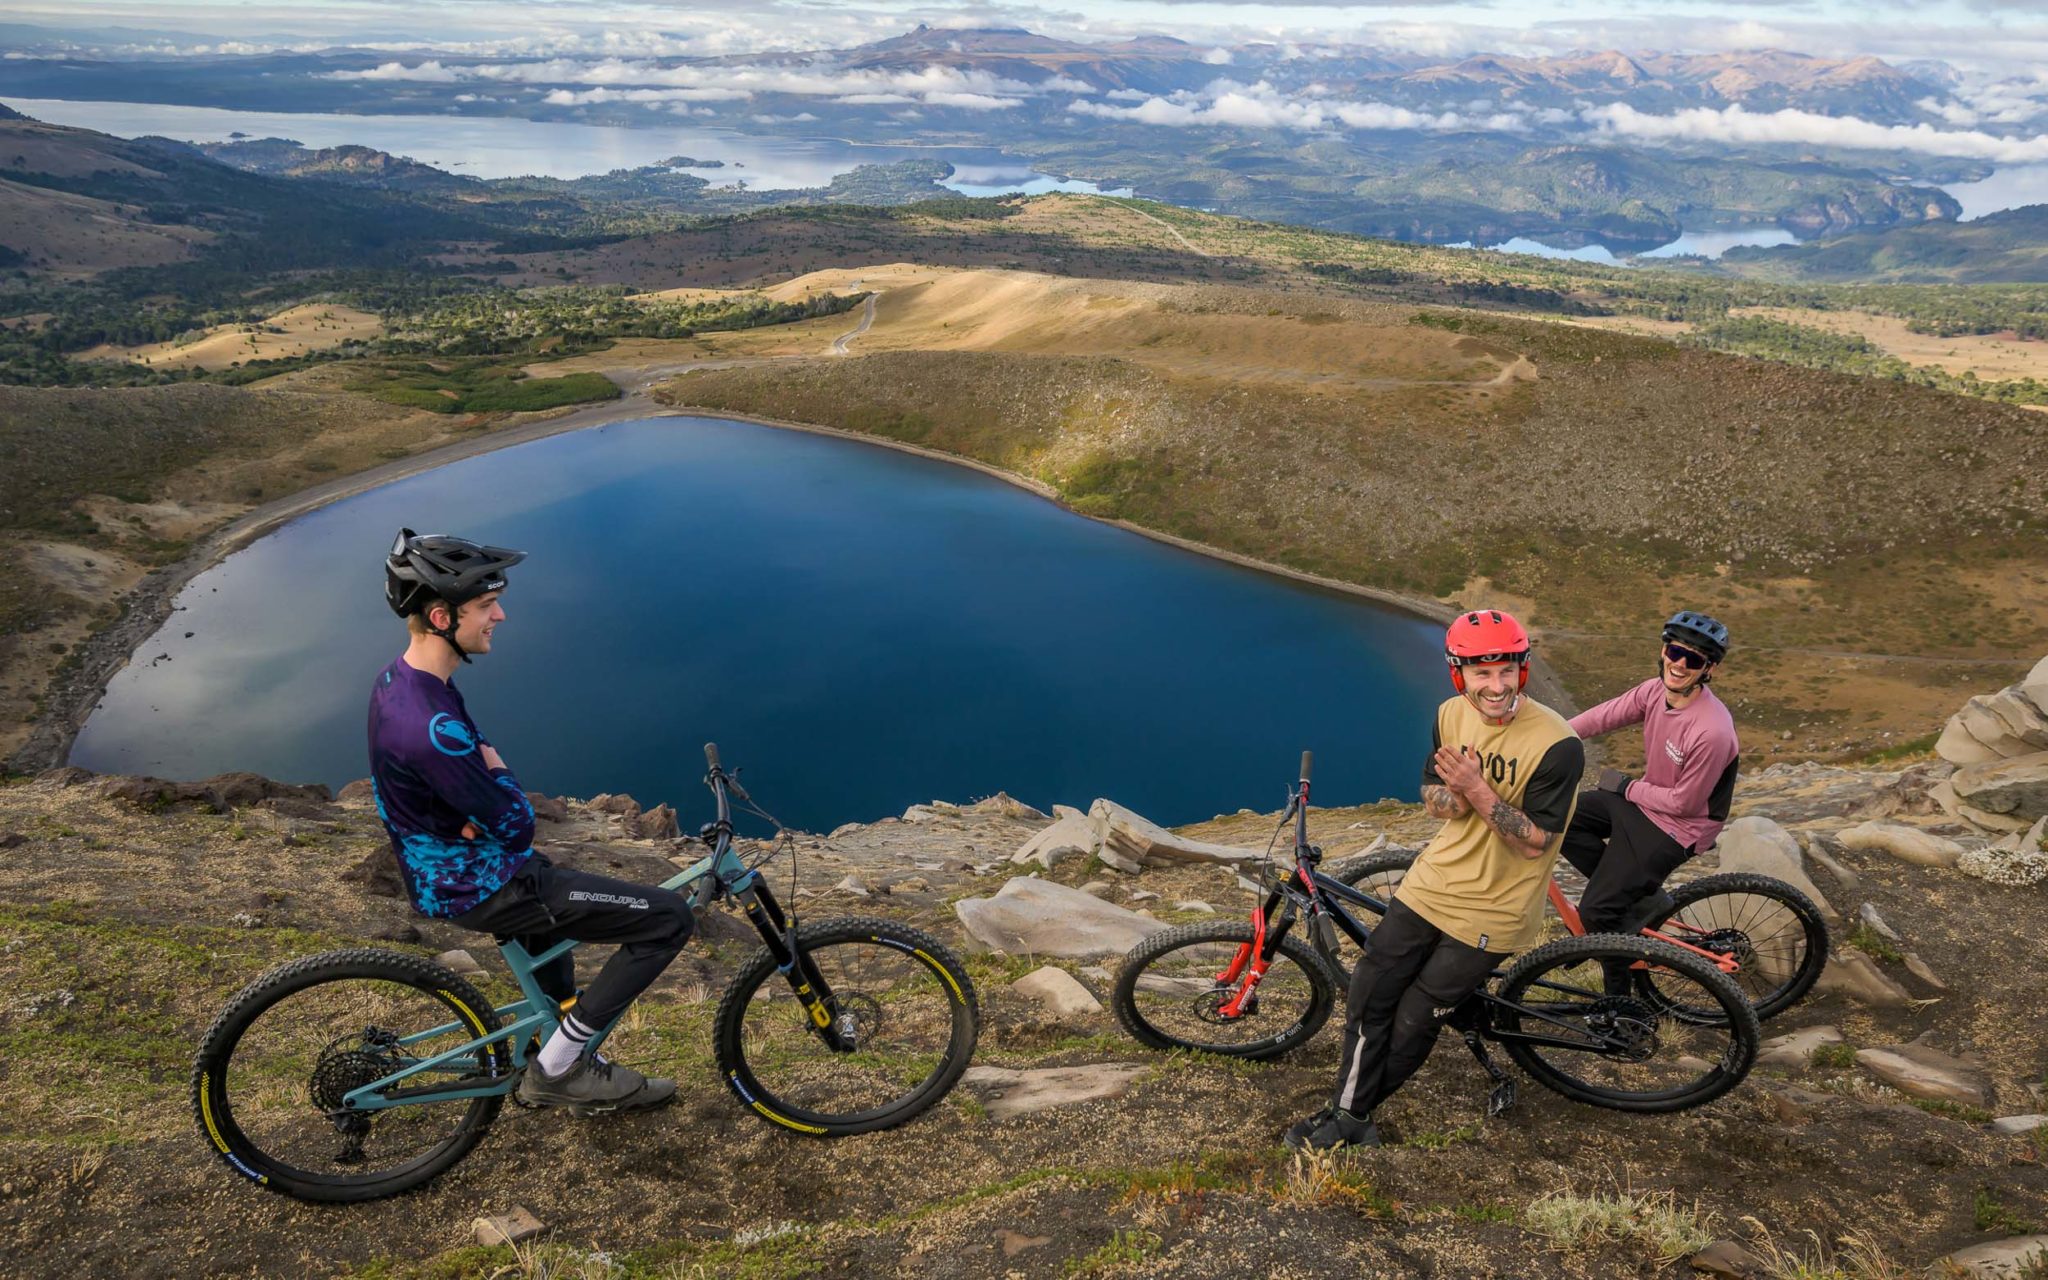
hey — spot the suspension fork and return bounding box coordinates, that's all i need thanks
[1217,893,1297,1018]
[737,880,852,1050]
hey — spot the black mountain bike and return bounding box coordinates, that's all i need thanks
[1111,753,1760,1115]
[193,745,981,1202]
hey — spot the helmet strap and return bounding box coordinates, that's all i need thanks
[424,602,473,665]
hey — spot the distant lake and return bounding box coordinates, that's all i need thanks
[1450,226,1798,265]
[0,96,1113,195]
[69,417,1445,833]
[1942,164,2048,220]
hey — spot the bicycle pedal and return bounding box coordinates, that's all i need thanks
[1487,1080,1517,1118]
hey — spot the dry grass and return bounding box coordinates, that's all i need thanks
[0,175,212,277]
[82,303,384,371]
[1522,1187,1717,1263]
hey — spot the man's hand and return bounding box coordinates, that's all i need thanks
[1597,767,1632,794]
[1433,744,1494,808]
[481,744,506,771]
[461,822,479,840]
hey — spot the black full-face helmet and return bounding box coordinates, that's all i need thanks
[384,529,526,660]
[1662,610,1730,665]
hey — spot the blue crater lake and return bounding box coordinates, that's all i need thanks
[69,417,1446,832]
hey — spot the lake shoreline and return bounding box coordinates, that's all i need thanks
[15,390,1573,777]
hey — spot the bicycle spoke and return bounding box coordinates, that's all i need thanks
[1119,934,1328,1055]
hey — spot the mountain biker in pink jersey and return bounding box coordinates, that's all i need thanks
[1562,611,1740,993]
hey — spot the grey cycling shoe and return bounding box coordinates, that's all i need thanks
[517,1055,677,1115]
[1284,1105,1382,1151]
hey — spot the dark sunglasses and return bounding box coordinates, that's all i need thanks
[1663,642,1711,670]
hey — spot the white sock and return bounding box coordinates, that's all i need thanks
[537,1012,597,1076]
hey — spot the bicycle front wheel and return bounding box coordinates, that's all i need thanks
[1112,920,1340,1060]
[1641,873,1829,1022]
[191,949,509,1203]
[712,917,979,1136]
[1494,934,1759,1114]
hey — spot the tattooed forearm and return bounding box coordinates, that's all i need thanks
[1422,784,1471,819]
[1484,799,1554,855]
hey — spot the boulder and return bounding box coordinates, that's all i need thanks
[955,877,1168,959]
[1012,966,1103,1017]
[337,778,377,805]
[2025,654,2048,717]
[834,875,871,898]
[959,1063,1146,1120]
[969,792,1050,822]
[526,792,570,823]
[586,792,643,818]
[341,849,404,899]
[1078,881,1116,900]
[628,803,679,840]
[436,948,487,979]
[1756,1024,1846,1071]
[1813,949,1911,1007]
[1856,903,1902,942]
[1090,798,1262,869]
[1990,1115,2048,1136]
[1689,1238,1766,1278]
[1802,839,1864,894]
[1953,751,2048,820]
[1928,1235,2048,1279]
[1010,815,1100,870]
[1939,691,2048,765]
[1835,821,1963,869]
[1900,952,1947,991]
[1714,817,1835,916]
[97,771,331,814]
[1856,1042,1993,1107]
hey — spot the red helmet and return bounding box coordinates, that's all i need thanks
[1445,610,1530,693]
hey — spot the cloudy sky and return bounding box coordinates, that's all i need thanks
[9,0,2045,74]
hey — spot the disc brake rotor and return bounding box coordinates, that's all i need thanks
[1192,986,1253,1024]
[830,993,884,1048]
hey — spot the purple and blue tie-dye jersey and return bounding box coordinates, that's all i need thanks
[367,656,535,918]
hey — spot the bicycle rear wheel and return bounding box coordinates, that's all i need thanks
[1318,849,1415,977]
[191,949,509,1202]
[712,917,979,1136]
[1494,934,1758,1114]
[1112,920,1340,1060]
[1640,874,1829,1022]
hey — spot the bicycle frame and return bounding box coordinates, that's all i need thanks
[338,745,842,1116]
[1212,759,1684,1061]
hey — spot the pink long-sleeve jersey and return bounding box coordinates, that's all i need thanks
[1568,678,1740,852]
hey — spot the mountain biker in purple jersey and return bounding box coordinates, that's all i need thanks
[1562,611,1741,994]
[369,528,692,1115]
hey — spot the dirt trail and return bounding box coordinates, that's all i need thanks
[832,292,879,355]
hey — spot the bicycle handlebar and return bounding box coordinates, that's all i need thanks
[704,742,722,771]
[1299,751,1313,785]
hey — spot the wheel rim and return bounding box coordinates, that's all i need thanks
[728,938,965,1128]
[1323,858,1407,978]
[1121,933,1326,1054]
[1649,889,1813,1015]
[209,975,500,1188]
[1502,950,1743,1106]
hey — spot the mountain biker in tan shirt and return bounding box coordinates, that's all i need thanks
[1287,610,1584,1150]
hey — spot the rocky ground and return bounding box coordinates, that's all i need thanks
[1,722,2045,1278]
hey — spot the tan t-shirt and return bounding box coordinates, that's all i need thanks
[1395,694,1585,954]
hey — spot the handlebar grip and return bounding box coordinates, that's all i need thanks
[1299,750,1314,784]
[704,742,722,771]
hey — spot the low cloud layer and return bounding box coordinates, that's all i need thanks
[1585,102,2048,164]
[1072,81,1524,132]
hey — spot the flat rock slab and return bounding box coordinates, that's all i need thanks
[473,1207,545,1246]
[1091,798,1262,868]
[1012,965,1103,1017]
[1010,815,1101,870]
[955,876,1168,959]
[1813,949,1912,1007]
[1954,751,2048,821]
[1930,1235,2048,1279]
[1990,1114,2048,1135]
[1836,821,1963,868]
[1757,1024,1846,1071]
[1716,817,1836,916]
[1689,1238,1767,1278]
[960,1063,1147,1120]
[1856,1043,1993,1107]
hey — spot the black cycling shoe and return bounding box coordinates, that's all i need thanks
[517,1054,675,1116]
[1284,1105,1382,1151]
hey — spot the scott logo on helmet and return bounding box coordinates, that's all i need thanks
[428,713,478,757]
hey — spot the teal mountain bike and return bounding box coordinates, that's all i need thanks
[192,744,981,1203]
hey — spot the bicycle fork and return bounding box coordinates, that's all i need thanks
[736,880,855,1051]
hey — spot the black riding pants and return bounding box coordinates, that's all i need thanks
[452,854,694,1030]
[1558,789,1695,934]
[1331,898,1506,1116]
